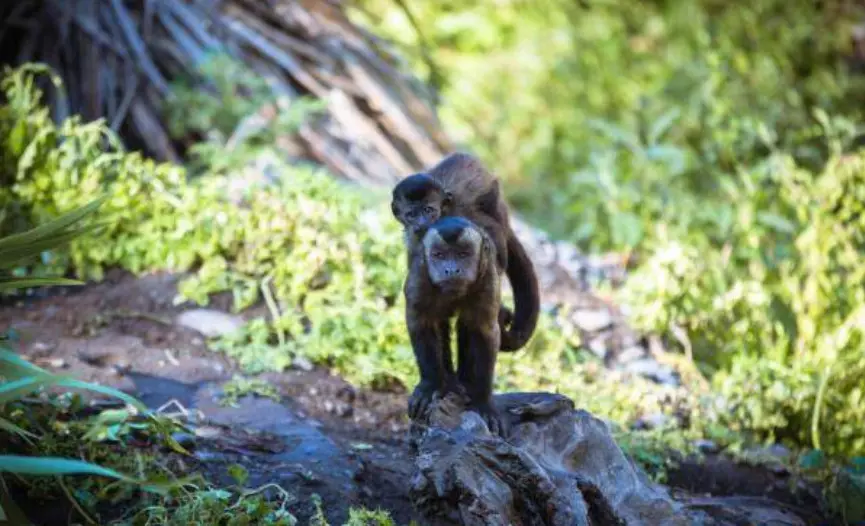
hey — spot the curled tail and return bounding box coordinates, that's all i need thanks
[499,232,540,352]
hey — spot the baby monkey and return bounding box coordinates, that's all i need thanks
[391,152,540,352]
[405,216,505,434]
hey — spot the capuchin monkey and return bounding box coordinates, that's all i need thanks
[391,152,539,352]
[404,216,505,435]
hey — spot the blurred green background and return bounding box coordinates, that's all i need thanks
[3,1,865,520]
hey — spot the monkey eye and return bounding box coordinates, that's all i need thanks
[432,252,444,259]
[407,210,418,218]
[458,251,470,258]
[423,206,435,214]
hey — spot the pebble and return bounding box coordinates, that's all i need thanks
[587,338,608,359]
[175,309,245,338]
[622,358,680,386]
[293,356,314,371]
[571,309,613,333]
[616,346,645,364]
[694,439,720,454]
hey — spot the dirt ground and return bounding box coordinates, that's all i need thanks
[0,271,827,525]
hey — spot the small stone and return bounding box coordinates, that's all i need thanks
[571,309,613,333]
[694,439,719,454]
[31,341,54,354]
[293,356,314,371]
[617,346,645,364]
[36,357,66,369]
[336,402,353,418]
[175,309,245,338]
[622,358,680,386]
[192,426,219,439]
[587,338,607,359]
[766,443,792,459]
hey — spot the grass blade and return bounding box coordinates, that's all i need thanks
[0,376,54,404]
[0,456,174,495]
[0,349,146,411]
[0,417,37,442]
[0,277,83,292]
[0,197,105,252]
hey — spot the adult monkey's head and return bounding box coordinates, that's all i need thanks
[421,216,490,294]
[391,173,454,235]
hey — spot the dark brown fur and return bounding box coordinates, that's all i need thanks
[392,152,540,351]
[404,217,505,435]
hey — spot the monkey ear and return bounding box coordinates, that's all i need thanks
[390,201,400,218]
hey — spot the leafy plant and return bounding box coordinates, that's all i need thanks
[0,198,188,521]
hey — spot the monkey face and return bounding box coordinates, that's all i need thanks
[422,218,484,293]
[403,200,443,234]
[391,174,448,234]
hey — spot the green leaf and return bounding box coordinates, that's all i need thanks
[0,276,83,292]
[0,455,170,494]
[0,376,54,404]
[798,449,827,470]
[0,416,37,442]
[228,463,249,485]
[0,349,146,411]
[756,212,796,234]
[647,108,681,145]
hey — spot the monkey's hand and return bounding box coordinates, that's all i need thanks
[471,400,508,437]
[407,382,438,421]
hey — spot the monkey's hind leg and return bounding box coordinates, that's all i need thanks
[406,315,448,421]
[456,317,506,436]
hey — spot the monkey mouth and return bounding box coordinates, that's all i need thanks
[434,281,469,294]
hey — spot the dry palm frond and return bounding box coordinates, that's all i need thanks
[0,0,450,182]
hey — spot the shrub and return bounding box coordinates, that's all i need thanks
[0,64,677,428]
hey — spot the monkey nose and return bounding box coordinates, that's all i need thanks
[444,266,461,277]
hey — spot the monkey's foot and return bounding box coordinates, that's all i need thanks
[407,383,438,420]
[471,401,508,437]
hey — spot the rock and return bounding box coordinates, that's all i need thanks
[587,337,607,359]
[293,356,314,371]
[616,345,646,364]
[407,392,808,526]
[694,439,720,454]
[175,309,245,338]
[621,357,680,386]
[571,309,614,333]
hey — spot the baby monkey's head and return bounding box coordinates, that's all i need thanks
[391,173,453,235]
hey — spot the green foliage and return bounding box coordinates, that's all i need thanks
[0,198,200,522]
[220,375,281,407]
[351,0,864,250]
[620,153,865,457]
[351,0,865,460]
[0,63,678,427]
[164,53,326,176]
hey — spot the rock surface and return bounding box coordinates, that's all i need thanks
[175,309,245,337]
[407,392,808,526]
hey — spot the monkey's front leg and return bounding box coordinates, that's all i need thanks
[406,314,448,420]
[457,317,506,436]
